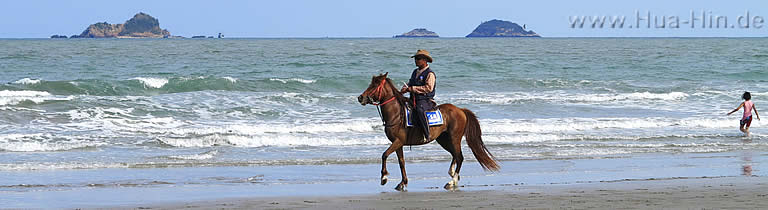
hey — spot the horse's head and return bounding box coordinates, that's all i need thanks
[358,72,389,106]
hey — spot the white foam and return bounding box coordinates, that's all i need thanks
[137,119,380,136]
[179,76,207,81]
[270,78,316,84]
[0,90,50,97]
[166,150,218,160]
[480,117,743,135]
[222,77,238,83]
[551,148,634,157]
[0,134,106,152]
[132,77,168,89]
[12,78,41,85]
[0,141,101,152]
[0,90,72,106]
[64,107,136,120]
[157,134,389,148]
[483,134,579,143]
[448,91,688,104]
[581,92,688,102]
[468,116,755,145]
[0,162,127,171]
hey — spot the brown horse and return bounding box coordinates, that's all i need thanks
[357,72,499,191]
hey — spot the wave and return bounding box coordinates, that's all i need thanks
[482,133,754,144]
[221,76,238,83]
[165,150,219,160]
[481,117,739,134]
[0,162,127,171]
[445,91,689,104]
[156,134,389,148]
[1,76,324,96]
[143,120,388,147]
[0,134,106,152]
[12,78,41,85]
[3,111,753,149]
[132,77,169,89]
[269,78,316,84]
[106,116,751,147]
[0,90,73,106]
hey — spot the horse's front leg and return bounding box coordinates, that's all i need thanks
[381,139,404,186]
[395,147,408,191]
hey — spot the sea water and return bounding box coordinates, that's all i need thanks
[0,38,766,207]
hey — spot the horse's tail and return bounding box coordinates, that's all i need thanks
[462,108,500,171]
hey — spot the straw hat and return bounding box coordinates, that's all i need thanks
[410,49,433,63]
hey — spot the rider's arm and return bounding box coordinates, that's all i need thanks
[410,72,435,94]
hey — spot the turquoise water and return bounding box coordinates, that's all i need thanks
[1,38,767,207]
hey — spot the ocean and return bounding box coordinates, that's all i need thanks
[1,38,766,207]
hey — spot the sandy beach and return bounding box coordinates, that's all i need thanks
[140,176,768,209]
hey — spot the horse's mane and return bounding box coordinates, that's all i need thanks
[384,77,408,106]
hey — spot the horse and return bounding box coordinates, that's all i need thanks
[357,72,500,191]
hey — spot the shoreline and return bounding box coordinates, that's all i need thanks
[137,176,768,209]
[3,150,764,208]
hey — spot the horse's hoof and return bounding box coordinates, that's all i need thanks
[395,183,407,191]
[444,183,457,190]
[380,176,388,185]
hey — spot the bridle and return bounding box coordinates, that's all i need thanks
[366,77,402,127]
[369,78,396,106]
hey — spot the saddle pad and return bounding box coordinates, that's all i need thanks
[405,108,444,127]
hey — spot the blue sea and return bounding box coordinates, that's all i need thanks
[1,38,766,207]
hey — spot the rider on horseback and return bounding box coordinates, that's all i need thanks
[400,49,436,141]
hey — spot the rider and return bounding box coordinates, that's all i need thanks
[400,49,436,141]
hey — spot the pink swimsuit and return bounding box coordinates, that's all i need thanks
[743,101,754,120]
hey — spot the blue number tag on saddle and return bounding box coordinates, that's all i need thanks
[405,108,444,127]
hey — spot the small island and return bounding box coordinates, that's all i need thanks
[466,19,540,37]
[394,28,439,38]
[68,12,172,38]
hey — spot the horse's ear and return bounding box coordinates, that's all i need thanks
[384,72,388,77]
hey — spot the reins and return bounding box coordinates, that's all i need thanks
[369,78,401,127]
[366,77,414,150]
[371,78,396,106]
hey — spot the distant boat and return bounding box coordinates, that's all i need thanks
[218,33,224,38]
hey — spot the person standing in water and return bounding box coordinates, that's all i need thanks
[728,91,760,134]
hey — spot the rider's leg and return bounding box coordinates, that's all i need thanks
[415,100,431,141]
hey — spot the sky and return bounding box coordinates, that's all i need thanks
[1,0,767,38]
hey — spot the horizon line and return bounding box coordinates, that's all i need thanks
[5,36,768,39]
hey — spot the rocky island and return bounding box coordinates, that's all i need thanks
[69,13,171,38]
[394,28,439,38]
[466,19,540,37]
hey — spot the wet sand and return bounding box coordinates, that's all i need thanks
[143,176,768,209]
[10,152,763,208]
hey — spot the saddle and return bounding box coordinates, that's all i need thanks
[405,108,444,127]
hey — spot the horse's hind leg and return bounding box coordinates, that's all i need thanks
[436,133,461,189]
[380,139,404,186]
[394,147,408,191]
[448,133,465,189]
